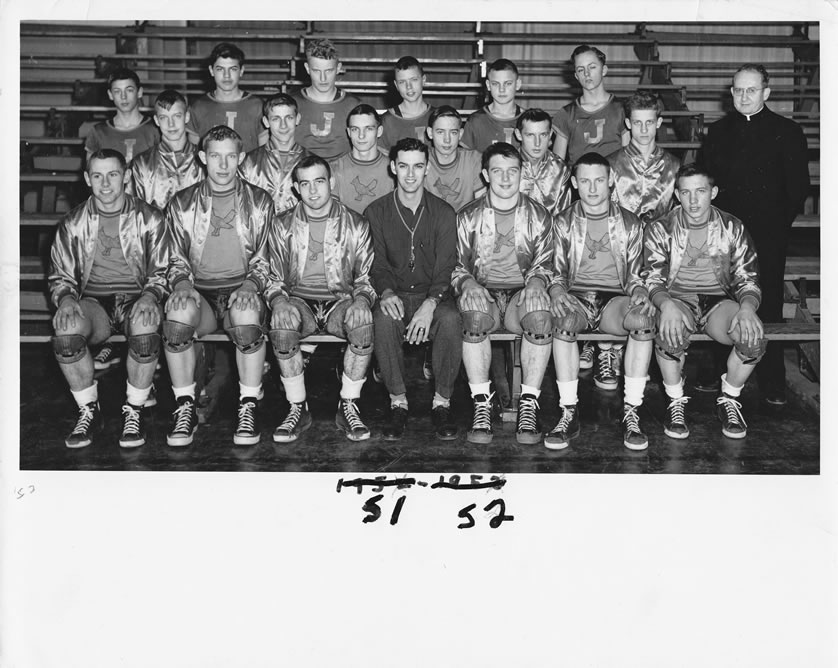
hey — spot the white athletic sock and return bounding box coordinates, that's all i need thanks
[389,393,408,409]
[721,373,743,398]
[664,379,685,400]
[432,392,450,409]
[340,374,365,400]
[280,372,306,404]
[125,381,150,407]
[598,342,613,350]
[300,343,317,354]
[556,379,578,407]
[623,375,647,407]
[469,381,492,397]
[71,381,98,407]
[520,383,541,399]
[173,383,196,400]
[239,382,261,400]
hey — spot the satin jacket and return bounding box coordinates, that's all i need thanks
[166,177,274,293]
[451,193,553,294]
[644,205,761,306]
[49,195,169,307]
[609,143,680,225]
[520,152,572,216]
[127,141,205,210]
[550,201,645,297]
[265,197,376,306]
[238,142,309,215]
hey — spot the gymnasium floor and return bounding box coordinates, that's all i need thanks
[18,343,819,474]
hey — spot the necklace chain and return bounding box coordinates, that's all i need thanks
[393,191,424,271]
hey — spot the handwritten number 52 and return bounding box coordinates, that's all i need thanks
[458,499,514,529]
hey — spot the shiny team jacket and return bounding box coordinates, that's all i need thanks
[608,143,680,225]
[238,142,310,215]
[520,152,572,216]
[264,197,376,307]
[49,195,169,307]
[644,205,762,306]
[451,193,553,294]
[550,201,645,297]
[127,142,204,210]
[166,177,274,292]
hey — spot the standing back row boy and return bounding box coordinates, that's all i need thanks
[379,56,435,151]
[462,59,524,153]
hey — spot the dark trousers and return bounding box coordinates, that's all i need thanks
[752,234,788,393]
[373,294,462,399]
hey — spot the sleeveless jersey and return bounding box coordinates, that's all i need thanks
[552,95,625,165]
[292,88,362,160]
[186,92,265,154]
[425,147,484,213]
[461,105,523,153]
[84,117,159,163]
[329,149,394,215]
[379,105,434,151]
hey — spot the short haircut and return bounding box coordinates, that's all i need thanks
[305,38,339,62]
[395,55,423,75]
[516,108,552,131]
[263,93,298,117]
[209,42,245,66]
[107,67,141,89]
[624,90,665,117]
[87,148,127,173]
[487,58,519,77]
[389,137,429,162]
[346,103,380,127]
[155,89,188,111]
[734,63,770,88]
[676,162,715,187]
[428,105,463,129]
[482,142,522,171]
[292,154,332,183]
[201,125,243,153]
[571,44,607,66]
[572,151,610,177]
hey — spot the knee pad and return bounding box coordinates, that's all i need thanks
[162,320,196,353]
[654,332,690,361]
[226,324,265,354]
[346,321,374,356]
[552,310,587,342]
[52,334,87,364]
[623,304,657,341]
[268,327,302,360]
[462,310,494,344]
[127,332,161,364]
[520,310,553,345]
[734,337,768,365]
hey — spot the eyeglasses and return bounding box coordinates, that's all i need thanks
[731,87,765,97]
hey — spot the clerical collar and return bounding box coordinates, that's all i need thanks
[740,105,766,122]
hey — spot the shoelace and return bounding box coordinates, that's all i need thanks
[598,348,618,379]
[172,400,195,433]
[278,403,303,431]
[71,404,95,435]
[342,399,366,431]
[668,396,690,425]
[580,342,595,363]
[553,405,576,433]
[94,345,113,363]
[237,401,256,432]
[716,395,747,428]
[472,393,494,430]
[121,404,141,435]
[623,405,641,433]
[518,396,539,432]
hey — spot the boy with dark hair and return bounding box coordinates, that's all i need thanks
[425,106,485,212]
[85,68,159,163]
[379,56,435,151]
[461,59,524,153]
[329,104,394,214]
[186,42,266,154]
[293,38,362,160]
[238,93,311,215]
[515,108,572,215]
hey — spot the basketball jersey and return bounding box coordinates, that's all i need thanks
[86,210,139,295]
[672,224,723,295]
[292,88,362,160]
[186,92,265,154]
[426,147,484,213]
[294,217,332,300]
[485,207,523,288]
[461,105,523,153]
[552,95,625,165]
[195,188,246,286]
[330,150,394,214]
[379,105,434,151]
[84,117,159,163]
[574,213,620,291]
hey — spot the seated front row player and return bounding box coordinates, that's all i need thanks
[645,163,766,439]
[50,149,168,449]
[452,142,555,445]
[548,152,656,450]
[266,155,376,443]
[163,125,274,447]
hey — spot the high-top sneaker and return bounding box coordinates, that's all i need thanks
[579,341,595,370]
[273,401,313,443]
[336,398,371,441]
[65,401,102,449]
[544,404,580,450]
[716,393,748,439]
[516,393,542,444]
[663,396,690,439]
[234,397,261,445]
[622,403,648,450]
[119,403,146,448]
[594,346,619,390]
[467,393,494,444]
[167,395,198,447]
